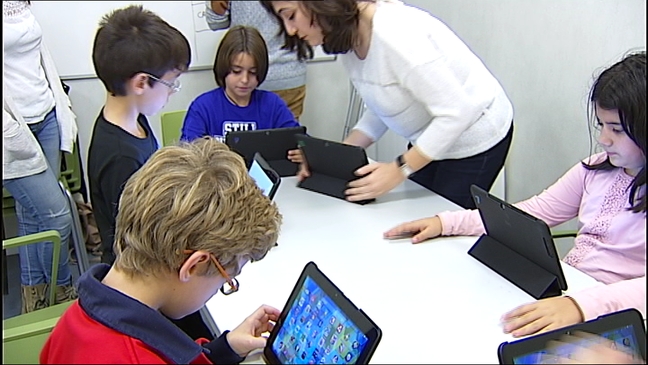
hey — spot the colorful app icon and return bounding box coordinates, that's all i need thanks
[345,352,353,362]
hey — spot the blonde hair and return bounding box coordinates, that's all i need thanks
[113,137,281,277]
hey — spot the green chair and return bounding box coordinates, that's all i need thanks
[3,230,61,306]
[3,300,73,364]
[161,110,186,146]
[551,230,578,239]
[2,230,69,364]
[60,142,83,195]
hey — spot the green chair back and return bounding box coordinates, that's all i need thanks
[3,230,61,306]
[161,110,186,146]
[3,300,73,364]
[60,142,82,194]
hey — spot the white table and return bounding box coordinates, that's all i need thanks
[205,177,600,364]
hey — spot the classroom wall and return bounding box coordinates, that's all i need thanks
[55,0,645,235]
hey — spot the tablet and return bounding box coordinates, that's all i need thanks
[249,153,281,200]
[263,262,382,364]
[498,308,646,364]
[470,185,567,298]
[295,134,374,205]
[226,126,307,177]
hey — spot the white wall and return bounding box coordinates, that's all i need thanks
[61,0,645,235]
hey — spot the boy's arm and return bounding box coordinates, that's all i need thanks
[201,331,245,364]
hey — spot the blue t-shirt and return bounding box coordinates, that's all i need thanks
[181,88,299,142]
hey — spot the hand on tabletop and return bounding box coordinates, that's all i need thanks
[287,148,303,164]
[345,161,405,202]
[501,296,584,338]
[226,304,281,357]
[383,216,443,244]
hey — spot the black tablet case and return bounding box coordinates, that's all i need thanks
[250,152,281,200]
[295,134,374,205]
[468,185,567,300]
[226,126,307,177]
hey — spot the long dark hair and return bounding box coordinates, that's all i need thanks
[260,0,367,55]
[259,1,313,61]
[583,51,646,213]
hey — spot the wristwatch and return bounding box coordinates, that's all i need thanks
[396,154,414,178]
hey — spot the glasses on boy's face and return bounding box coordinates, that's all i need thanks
[146,73,181,93]
[183,250,239,295]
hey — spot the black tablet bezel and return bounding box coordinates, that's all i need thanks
[470,185,568,291]
[225,126,307,165]
[498,308,647,364]
[263,262,382,364]
[250,152,281,200]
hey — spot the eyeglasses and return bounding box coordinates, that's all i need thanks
[183,250,239,295]
[146,74,181,93]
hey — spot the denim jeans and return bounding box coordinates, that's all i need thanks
[409,123,514,210]
[3,108,73,286]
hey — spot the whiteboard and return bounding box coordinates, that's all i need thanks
[30,1,334,80]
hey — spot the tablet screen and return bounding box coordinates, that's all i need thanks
[512,325,643,364]
[249,159,273,197]
[270,276,370,364]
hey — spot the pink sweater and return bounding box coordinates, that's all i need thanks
[438,153,646,320]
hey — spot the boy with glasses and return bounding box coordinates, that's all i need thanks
[88,4,189,266]
[42,137,283,364]
[86,5,212,342]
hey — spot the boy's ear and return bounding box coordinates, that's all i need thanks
[129,73,150,96]
[178,251,211,282]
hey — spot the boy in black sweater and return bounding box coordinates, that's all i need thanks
[87,4,211,341]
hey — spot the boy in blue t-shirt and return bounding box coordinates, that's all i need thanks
[181,25,302,164]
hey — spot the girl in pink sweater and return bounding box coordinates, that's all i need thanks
[384,51,646,338]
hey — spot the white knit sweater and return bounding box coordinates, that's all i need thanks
[3,1,77,180]
[341,0,513,160]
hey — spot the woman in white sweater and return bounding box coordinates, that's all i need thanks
[3,0,78,312]
[262,0,513,209]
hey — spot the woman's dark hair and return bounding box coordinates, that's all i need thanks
[213,25,269,88]
[583,51,646,213]
[260,0,367,55]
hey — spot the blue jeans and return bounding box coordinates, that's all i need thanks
[409,123,513,209]
[3,109,73,286]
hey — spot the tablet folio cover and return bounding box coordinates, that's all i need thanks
[226,126,307,177]
[468,185,567,300]
[295,134,374,205]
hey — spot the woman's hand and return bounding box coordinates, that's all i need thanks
[383,216,443,244]
[287,148,303,164]
[210,1,229,15]
[345,161,405,202]
[226,304,281,357]
[501,296,584,338]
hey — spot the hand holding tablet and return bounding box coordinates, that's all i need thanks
[263,262,382,364]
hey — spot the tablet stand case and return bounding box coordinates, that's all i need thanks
[226,126,307,177]
[296,134,374,205]
[468,235,563,299]
[467,185,566,300]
